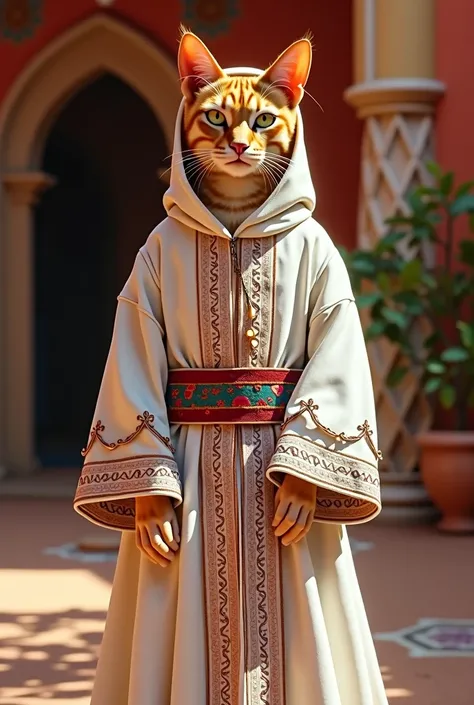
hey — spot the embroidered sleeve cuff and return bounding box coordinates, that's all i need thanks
[266,433,381,525]
[73,455,182,531]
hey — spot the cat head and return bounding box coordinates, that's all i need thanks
[177,30,312,180]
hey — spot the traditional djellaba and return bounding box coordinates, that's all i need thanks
[74,28,388,705]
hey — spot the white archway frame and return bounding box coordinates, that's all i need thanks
[0,14,181,474]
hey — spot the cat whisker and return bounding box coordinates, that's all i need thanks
[302,87,324,113]
[263,156,290,174]
[264,153,293,166]
[159,153,208,180]
[163,148,212,162]
[196,162,215,194]
[185,158,215,183]
[258,161,280,191]
[259,79,291,101]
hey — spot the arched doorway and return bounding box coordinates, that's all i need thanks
[0,15,180,475]
[34,74,168,468]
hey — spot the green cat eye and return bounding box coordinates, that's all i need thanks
[206,110,227,127]
[254,113,276,129]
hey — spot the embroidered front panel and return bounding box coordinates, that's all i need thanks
[197,233,241,704]
[166,368,300,424]
[74,455,182,530]
[201,425,240,705]
[239,238,276,366]
[242,425,285,705]
[197,233,234,368]
[267,434,381,523]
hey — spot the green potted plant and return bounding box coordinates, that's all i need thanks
[340,163,474,533]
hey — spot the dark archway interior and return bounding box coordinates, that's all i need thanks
[34,73,168,468]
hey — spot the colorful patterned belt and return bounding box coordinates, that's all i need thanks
[166,368,302,424]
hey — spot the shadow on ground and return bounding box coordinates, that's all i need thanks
[0,608,105,701]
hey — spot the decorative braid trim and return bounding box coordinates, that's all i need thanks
[73,455,182,530]
[267,434,381,524]
[81,411,175,457]
[281,399,382,462]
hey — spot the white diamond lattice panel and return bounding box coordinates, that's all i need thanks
[358,112,434,475]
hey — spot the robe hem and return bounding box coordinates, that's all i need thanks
[74,455,182,530]
[73,487,183,531]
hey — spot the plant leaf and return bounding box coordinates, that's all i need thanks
[382,307,408,329]
[457,321,474,349]
[450,193,474,216]
[400,259,423,289]
[455,180,474,198]
[426,361,446,375]
[440,171,455,195]
[439,384,456,409]
[351,257,377,276]
[394,291,425,315]
[387,366,409,387]
[365,321,386,340]
[440,347,470,363]
[356,292,383,308]
[424,377,443,394]
[426,161,443,179]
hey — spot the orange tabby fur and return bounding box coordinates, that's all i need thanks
[177,31,312,233]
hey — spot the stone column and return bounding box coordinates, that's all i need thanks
[345,0,445,522]
[2,171,56,475]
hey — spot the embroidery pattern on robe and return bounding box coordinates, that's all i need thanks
[240,237,286,705]
[240,237,276,367]
[197,232,241,705]
[241,425,285,705]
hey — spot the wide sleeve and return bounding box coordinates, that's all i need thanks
[73,246,181,531]
[267,249,382,524]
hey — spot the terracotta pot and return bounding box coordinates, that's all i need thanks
[418,431,474,533]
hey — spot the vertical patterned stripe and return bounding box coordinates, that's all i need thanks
[198,232,240,705]
[242,425,285,705]
[201,424,240,705]
[198,233,234,368]
[239,237,286,705]
[240,237,276,367]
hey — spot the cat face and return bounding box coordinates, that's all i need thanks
[177,32,312,181]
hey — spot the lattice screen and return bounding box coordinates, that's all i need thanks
[358,111,434,475]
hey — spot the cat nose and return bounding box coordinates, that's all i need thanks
[230,142,249,156]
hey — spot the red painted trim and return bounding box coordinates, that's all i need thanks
[168,368,302,385]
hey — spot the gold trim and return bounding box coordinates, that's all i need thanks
[81,411,175,457]
[281,399,383,461]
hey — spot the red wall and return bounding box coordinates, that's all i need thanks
[0,0,361,247]
[436,0,474,185]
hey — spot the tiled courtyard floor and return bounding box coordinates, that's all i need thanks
[1,496,473,704]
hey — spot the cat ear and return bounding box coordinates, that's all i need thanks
[178,31,225,102]
[259,39,312,108]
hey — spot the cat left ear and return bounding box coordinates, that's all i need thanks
[178,31,225,102]
[259,39,312,108]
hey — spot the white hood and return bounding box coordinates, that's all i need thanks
[163,67,316,240]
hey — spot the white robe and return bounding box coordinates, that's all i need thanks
[74,67,388,705]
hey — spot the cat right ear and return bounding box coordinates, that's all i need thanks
[178,31,224,102]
